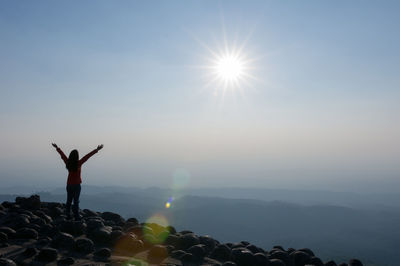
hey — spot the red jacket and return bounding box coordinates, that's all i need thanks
[57,148,98,185]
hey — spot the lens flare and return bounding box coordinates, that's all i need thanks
[143,214,170,244]
[165,202,171,208]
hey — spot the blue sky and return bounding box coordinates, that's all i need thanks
[0,1,399,192]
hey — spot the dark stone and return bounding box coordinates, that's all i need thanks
[0,227,15,238]
[87,226,112,244]
[268,250,293,266]
[310,256,324,266]
[37,236,52,247]
[211,244,231,262]
[231,248,254,266]
[247,244,261,254]
[75,238,94,254]
[254,252,270,266]
[166,225,176,234]
[57,257,75,265]
[179,233,200,250]
[86,219,104,232]
[222,262,237,266]
[82,209,98,217]
[101,211,125,225]
[8,215,30,230]
[180,230,193,235]
[148,245,168,261]
[187,244,206,259]
[114,234,144,255]
[180,252,194,263]
[15,195,41,210]
[165,234,179,248]
[127,217,139,225]
[0,232,8,242]
[338,263,348,266]
[298,248,314,257]
[270,259,286,266]
[199,235,217,253]
[325,261,337,266]
[37,247,58,262]
[348,259,363,266]
[52,232,75,249]
[291,251,311,266]
[15,227,38,239]
[171,249,186,259]
[94,247,111,259]
[273,246,285,251]
[0,258,17,266]
[59,220,86,236]
[22,247,38,258]
[110,230,123,243]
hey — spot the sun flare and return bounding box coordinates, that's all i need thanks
[215,54,245,82]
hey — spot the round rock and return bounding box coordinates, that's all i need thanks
[37,247,58,262]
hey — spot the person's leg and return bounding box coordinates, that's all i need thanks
[72,184,81,220]
[65,185,73,219]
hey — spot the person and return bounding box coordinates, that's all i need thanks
[52,143,103,220]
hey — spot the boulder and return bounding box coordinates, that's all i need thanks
[179,233,200,250]
[310,256,324,266]
[270,259,286,266]
[0,232,8,242]
[148,245,168,261]
[254,252,270,266]
[57,257,75,265]
[231,248,255,266]
[222,262,237,266]
[15,195,41,210]
[75,238,94,254]
[268,250,293,266]
[0,258,17,266]
[94,247,111,260]
[211,244,231,262]
[22,247,38,258]
[0,227,15,238]
[298,248,315,257]
[36,247,58,262]
[325,261,338,266]
[52,232,75,249]
[87,226,112,244]
[199,235,217,253]
[15,227,38,239]
[171,249,187,259]
[291,251,311,266]
[101,211,125,225]
[187,244,207,260]
[348,259,363,266]
[59,220,86,236]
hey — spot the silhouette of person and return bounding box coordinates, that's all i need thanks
[52,143,103,220]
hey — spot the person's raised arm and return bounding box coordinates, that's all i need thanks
[79,144,103,165]
[52,143,67,164]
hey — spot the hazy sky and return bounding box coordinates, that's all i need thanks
[0,1,399,192]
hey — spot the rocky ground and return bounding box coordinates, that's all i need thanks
[0,195,363,266]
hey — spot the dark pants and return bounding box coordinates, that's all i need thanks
[66,184,81,219]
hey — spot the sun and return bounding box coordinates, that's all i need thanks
[207,48,252,91]
[215,53,245,82]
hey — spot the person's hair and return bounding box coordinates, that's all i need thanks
[66,149,79,172]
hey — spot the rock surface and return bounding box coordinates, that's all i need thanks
[0,195,364,266]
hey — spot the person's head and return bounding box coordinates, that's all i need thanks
[66,149,79,172]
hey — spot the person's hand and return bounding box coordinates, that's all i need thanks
[52,143,58,149]
[97,144,104,151]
